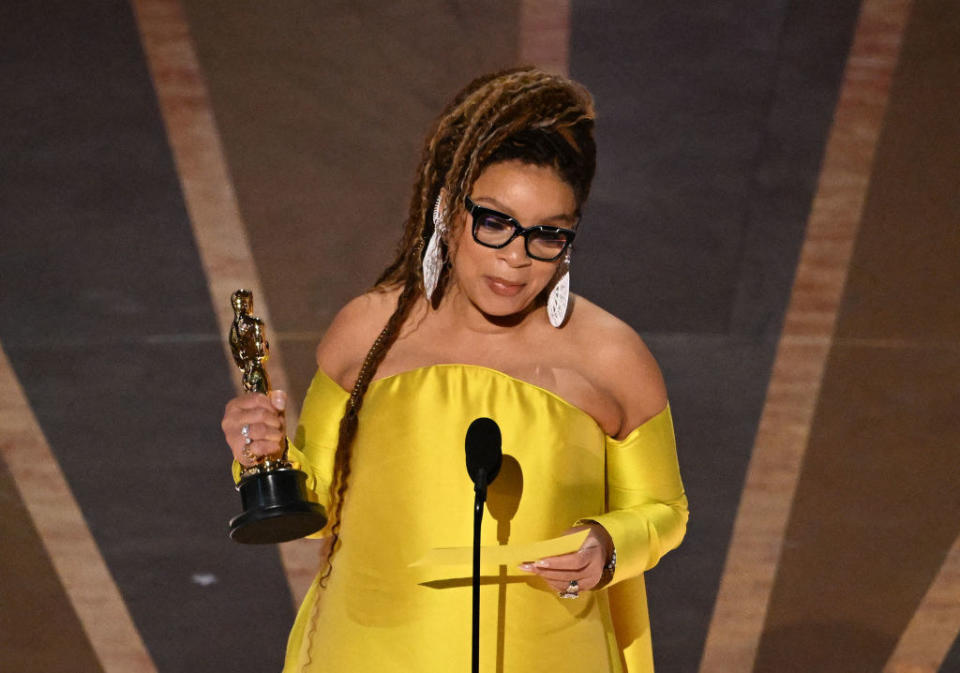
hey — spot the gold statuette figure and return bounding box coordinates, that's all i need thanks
[230,289,271,395]
[226,289,327,544]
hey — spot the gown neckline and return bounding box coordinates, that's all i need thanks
[313,362,667,442]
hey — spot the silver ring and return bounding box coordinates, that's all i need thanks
[244,436,253,446]
[558,579,580,599]
[240,424,251,438]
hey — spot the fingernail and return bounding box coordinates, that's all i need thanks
[535,560,549,568]
[518,563,534,572]
[269,390,286,411]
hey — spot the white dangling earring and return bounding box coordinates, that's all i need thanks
[422,195,447,300]
[547,252,571,328]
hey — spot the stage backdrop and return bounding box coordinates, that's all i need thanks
[1,1,958,672]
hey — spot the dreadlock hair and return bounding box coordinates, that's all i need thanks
[318,67,596,585]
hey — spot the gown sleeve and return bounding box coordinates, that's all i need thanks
[581,404,688,587]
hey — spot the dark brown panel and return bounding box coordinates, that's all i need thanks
[0,458,104,673]
[836,3,960,342]
[756,1,960,671]
[756,344,960,672]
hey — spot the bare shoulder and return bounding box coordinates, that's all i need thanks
[315,286,401,387]
[568,296,668,437]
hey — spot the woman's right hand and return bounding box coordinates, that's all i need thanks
[221,390,287,467]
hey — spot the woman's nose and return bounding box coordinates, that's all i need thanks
[498,235,531,266]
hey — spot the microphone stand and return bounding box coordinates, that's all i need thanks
[464,416,501,673]
[472,467,488,673]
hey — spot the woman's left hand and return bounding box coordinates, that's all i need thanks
[519,523,613,593]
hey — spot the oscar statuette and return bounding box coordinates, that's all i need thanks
[227,289,327,544]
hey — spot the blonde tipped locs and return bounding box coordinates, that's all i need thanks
[315,67,597,587]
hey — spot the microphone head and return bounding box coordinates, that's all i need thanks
[465,417,502,486]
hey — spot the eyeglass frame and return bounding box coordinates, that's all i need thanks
[463,196,578,262]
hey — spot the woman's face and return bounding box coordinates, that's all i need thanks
[448,160,578,320]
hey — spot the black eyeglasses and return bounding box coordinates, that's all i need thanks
[464,196,577,262]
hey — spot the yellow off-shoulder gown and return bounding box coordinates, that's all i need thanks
[268,364,687,673]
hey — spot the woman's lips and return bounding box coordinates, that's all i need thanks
[485,276,525,297]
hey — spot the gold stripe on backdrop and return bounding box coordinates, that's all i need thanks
[0,344,158,673]
[697,1,914,671]
[128,0,319,606]
[884,532,960,673]
[519,0,571,76]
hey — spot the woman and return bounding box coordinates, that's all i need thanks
[222,67,688,672]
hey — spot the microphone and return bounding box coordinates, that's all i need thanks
[465,417,502,492]
[464,417,502,673]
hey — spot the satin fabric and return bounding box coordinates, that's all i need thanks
[274,364,687,673]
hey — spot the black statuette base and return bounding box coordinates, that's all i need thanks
[229,467,327,544]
